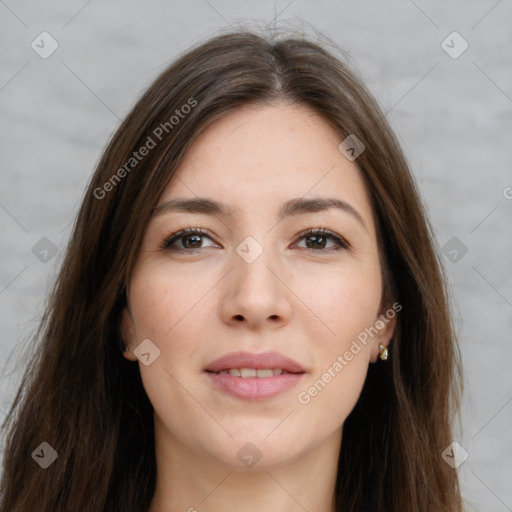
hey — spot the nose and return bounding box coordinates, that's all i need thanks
[219,244,293,330]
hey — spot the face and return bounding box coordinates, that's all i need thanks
[121,103,395,469]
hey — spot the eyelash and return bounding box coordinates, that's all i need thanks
[161,225,349,253]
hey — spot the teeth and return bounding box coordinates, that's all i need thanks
[217,368,286,377]
[255,369,275,378]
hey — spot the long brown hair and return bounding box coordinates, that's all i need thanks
[0,28,464,511]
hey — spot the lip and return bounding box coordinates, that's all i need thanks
[203,351,306,401]
[206,372,305,401]
[203,350,306,373]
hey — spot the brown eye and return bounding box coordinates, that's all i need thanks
[295,228,349,252]
[162,228,216,251]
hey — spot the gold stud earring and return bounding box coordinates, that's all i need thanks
[378,343,388,361]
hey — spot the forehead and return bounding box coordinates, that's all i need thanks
[159,103,374,227]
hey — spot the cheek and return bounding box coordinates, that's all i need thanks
[293,264,378,432]
[129,260,213,340]
[128,260,225,391]
[294,257,382,344]
[292,258,381,420]
[128,264,211,410]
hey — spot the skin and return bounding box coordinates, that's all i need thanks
[121,102,396,512]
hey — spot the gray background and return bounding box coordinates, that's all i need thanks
[1,1,511,510]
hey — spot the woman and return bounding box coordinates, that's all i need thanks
[0,29,465,511]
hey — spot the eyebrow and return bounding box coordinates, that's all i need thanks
[152,196,367,230]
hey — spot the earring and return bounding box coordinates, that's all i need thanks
[378,344,388,361]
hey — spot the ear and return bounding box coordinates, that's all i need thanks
[120,307,138,362]
[369,303,398,363]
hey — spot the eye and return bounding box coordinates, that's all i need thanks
[294,228,349,252]
[162,227,217,252]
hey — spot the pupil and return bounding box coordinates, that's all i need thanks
[306,235,325,249]
[184,235,201,248]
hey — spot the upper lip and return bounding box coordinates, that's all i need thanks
[204,351,306,373]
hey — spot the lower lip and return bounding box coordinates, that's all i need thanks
[205,372,305,401]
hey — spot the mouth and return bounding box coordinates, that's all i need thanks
[203,351,306,401]
[205,368,303,377]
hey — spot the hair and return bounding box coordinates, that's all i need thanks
[0,27,464,511]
